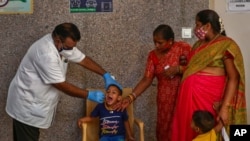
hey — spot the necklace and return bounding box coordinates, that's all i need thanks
[201,34,220,47]
[105,102,114,113]
[195,34,220,53]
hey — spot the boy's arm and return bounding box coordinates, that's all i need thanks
[124,120,135,141]
[78,116,95,128]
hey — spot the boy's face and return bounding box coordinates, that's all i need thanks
[191,119,200,133]
[105,86,121,106]
[190,120,196,130]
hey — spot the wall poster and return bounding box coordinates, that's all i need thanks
[70,0,113,13]
[228,0,250,12]
[0,0,33,14]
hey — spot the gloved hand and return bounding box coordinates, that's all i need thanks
[87,90,105,103]
[103,72,122,90]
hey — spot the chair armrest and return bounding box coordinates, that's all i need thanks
[134,118,144,141]
[82,123,87,141]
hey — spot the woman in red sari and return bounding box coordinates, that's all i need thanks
[171,9,247,141]
[116,24,191,141]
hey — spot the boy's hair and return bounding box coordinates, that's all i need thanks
[192,110,215,133]
[107,84,123,96]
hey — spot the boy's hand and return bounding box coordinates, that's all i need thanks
[77,118,85,128]
[128,136,135,141]
[77,117,93,128]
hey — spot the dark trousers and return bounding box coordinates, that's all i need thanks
[13,119,40,141]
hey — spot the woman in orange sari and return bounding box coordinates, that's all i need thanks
[171,9,247,141]
[116,24,191,141]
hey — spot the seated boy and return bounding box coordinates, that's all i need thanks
[78,84,135,141]
[191,110,217,141]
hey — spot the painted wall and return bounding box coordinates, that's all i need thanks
[0,1,208,141]
[209,0,250,123]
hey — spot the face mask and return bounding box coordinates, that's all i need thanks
[194,26,207,40]
[59,47,74,58]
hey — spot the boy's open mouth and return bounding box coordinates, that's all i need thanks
[106,96,113,103]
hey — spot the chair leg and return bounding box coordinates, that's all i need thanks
[82,123,87,141]
[134,118,144,141]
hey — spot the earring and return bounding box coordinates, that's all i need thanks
[219,17,224,33]
[195,127,200,133]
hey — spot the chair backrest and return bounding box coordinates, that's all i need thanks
[85,88,134,141]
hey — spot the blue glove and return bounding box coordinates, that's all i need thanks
[87,90,105,103]
[103,72,123,90]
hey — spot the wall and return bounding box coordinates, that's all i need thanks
[209,0,250,124]
[0,0,208,141]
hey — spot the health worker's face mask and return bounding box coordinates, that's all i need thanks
[59,46,75,58]
[194,26,207,40]
[58,39,75,58]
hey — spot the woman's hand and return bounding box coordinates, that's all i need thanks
[112,99,123,111]
[113,96,131,111]
[214,105,229,133]
[163,66,180,78]
[217,106,229,126]
[179,54,188,66]
[121,96,131,110]
[213,102,229,132]
[214,121,223,133]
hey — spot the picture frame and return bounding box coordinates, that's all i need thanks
[0,0,33,14]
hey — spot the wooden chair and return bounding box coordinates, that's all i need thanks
[81,88,144,141]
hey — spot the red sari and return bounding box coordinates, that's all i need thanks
[145,41,191,141]
[171,36,246,141]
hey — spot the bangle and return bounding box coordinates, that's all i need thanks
[179,66,183,73]
[129,94,134,101]
[222,102,230,108]
[132,92,137,99]
[177,66,180,74]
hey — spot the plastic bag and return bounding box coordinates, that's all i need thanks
[221,127,229,141]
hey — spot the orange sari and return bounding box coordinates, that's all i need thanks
[171,36,246,141]
[145,41,191,141]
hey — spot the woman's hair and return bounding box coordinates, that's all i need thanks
[196,9,226,36]
[192,110,215,133]
[153,24,175,40]
[52,22,81,42]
